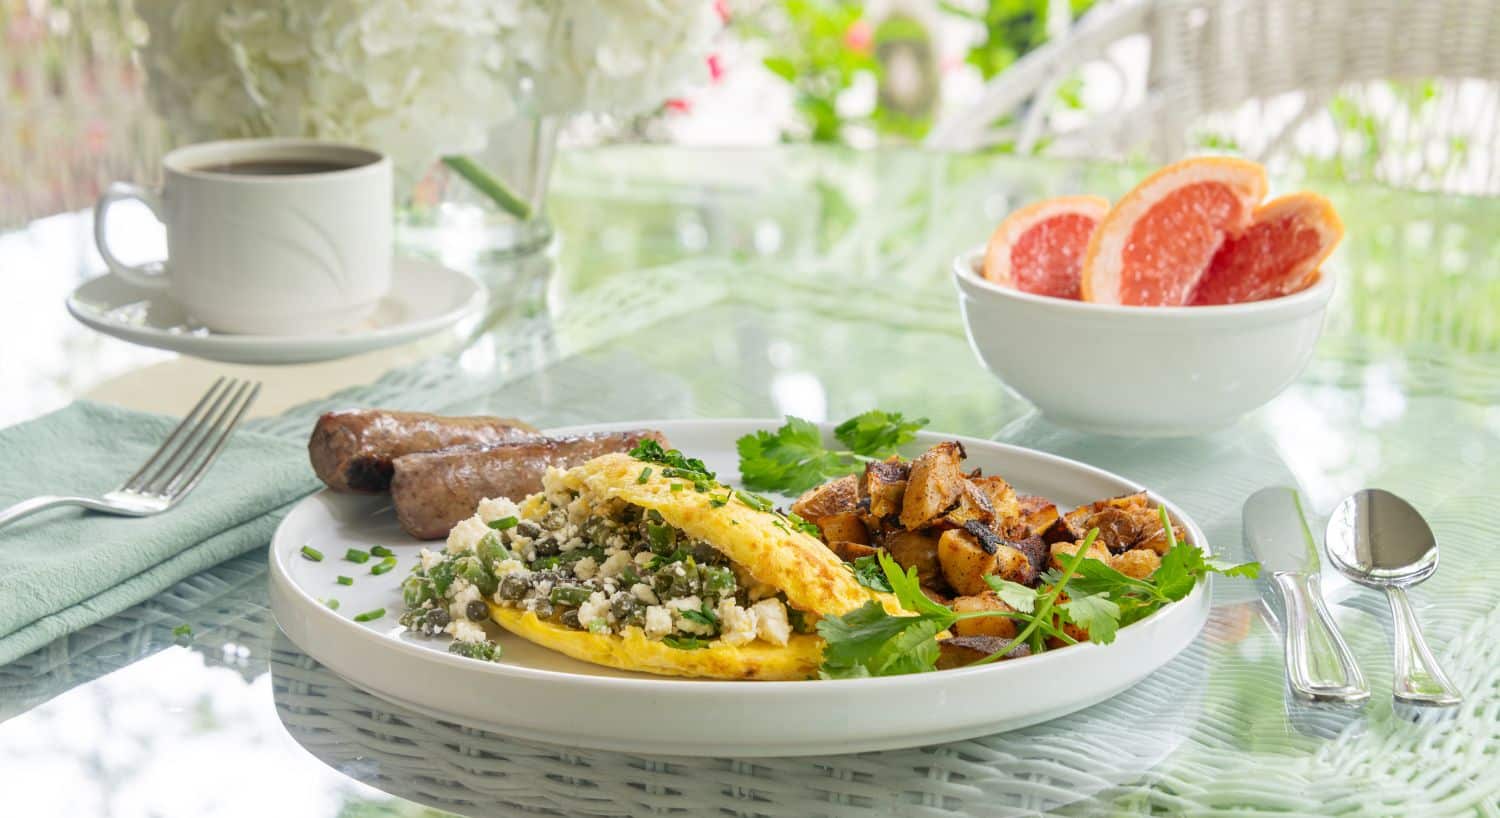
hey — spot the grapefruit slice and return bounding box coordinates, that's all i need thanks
[1189,193,1343,305]
[982,195,1110,300]
[1081,157,1268,306]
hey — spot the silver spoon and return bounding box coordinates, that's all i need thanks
[1325,489,1462,707]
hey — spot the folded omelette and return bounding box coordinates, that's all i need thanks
[402,452,893,680]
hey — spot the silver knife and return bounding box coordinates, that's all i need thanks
[1244,487,1370,703]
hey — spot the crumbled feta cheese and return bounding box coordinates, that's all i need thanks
[717,600,758,646]
[631,583,659,605]
[634,551,655,568]
[449,580,481,622]
[494,558,525,577]
[578,591,609,627]
[448,619,487,643]
[573,556,598,580]
[446,515,490,555]
[665,595,702,613]
[476,496,520,524]
[598,551,633,578]
[752,598,791,646]
[419,548,443,571]
[644,605,673,638]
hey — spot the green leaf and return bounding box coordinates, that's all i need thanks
[850,554,894,593]
[763,56,798,81]
[662,636,711,650]
[816,600,921,669]
[1057,592,1121,645]
[984,576,1038,613]
[736,416,849,494]
[1153,542,1204,601]
[878,551,951,618]
[832,410,928,456]
[1206,557,1261,579]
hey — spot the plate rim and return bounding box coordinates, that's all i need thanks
[270,418,1211,693]
[65,255,485,356]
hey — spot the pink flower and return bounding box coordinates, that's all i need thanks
[714,0,731,23]
[708,53,724,82]
[665,98,692,113]
[843,19,873,54]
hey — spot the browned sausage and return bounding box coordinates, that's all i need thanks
[390,430,667,539]
[308,410,537,493]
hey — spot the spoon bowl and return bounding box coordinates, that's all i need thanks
[1325,489,1461,707]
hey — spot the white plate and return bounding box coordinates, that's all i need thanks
[66,256,485,365]
[269,420,1210,757]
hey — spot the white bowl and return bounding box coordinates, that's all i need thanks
[953,248,1334,437]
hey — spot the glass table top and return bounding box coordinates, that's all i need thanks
[1,146,1497,817]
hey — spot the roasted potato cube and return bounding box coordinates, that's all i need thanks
[792,474,860,522]
[1016,494,1060,538]
[935,479,996,529]
[936,636,1030,669]
[1009,535,1048,582]
[899,442,967,529]
[861,457,909,520]
[937,529,1036,595]
[1137,521,1185,555]
[1110,548,1161,579]
[950,592,1018,639]
[829,541,878,562]
[1087,507,1145,553]
[970,475,1022,530]
[1049,539,1111,571]
[882,529,944,590]
[818,511,870,546]
[1042,513,1088,545]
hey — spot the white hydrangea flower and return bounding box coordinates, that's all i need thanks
[521,0,722,115]
[135,0,525,187]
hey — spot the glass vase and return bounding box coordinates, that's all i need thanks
[397,114,559,276]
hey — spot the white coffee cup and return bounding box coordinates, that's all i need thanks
[93,138,392,335]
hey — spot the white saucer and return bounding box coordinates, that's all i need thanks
[66,257,486,365]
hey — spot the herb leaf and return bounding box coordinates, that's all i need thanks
[850,554,894,593]
[736,412,931,494]
[984,576,1039,613]
[1057,592,1121,645]
[662,635,711,650]
[833,410,928,456]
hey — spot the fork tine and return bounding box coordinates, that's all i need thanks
[133,379,240,495]
[120,377,229,492]
[161,381,260,501]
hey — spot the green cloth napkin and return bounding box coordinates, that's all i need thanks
[0,400,318,666]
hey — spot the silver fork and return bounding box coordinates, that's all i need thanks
[0,378,261,530]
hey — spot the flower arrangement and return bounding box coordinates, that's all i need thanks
[135,0,724,215]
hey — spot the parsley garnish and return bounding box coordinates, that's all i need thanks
[736,411,928,494]
[787,512,821,538]
[816,515,1258,677]
[849,554,893,592]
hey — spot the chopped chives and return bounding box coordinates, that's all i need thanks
[371,557,398,575]
[670,483,684,492]
[172,623,192,638]
[336,575,354,586]
[344,548,370,564]
[300,545,324,562]
[325,599,340,610]
[370,545,394,558]
[353,608,385,622]
[637,467,653,484]
[487,516,519,530]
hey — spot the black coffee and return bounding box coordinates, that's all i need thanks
[193,158,362,176]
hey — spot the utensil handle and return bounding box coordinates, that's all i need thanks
[0,496,89,530]
[1385,586,1462,706]
[1275,572,1370,702]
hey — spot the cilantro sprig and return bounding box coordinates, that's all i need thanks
[816,512,1259,678]
[736,411,928,494]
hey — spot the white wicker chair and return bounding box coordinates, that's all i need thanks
[927,0,1500,195]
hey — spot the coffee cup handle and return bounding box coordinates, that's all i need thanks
[93,182,169,289]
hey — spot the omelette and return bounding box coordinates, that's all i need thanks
[399,451,895,680]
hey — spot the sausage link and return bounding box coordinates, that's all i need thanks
[309,410,537,493]
[390,430,667,539]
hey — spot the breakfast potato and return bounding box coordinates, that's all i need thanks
[936,635,1029,669]
[936,479,996,530]
[818,511,871,546]
[1137,521,1186,555]
[971,475,1023,532]
[861,457,909,520]
[1049,538,1111,571]
[937,529,1037,595]
[883,529,945,590]
[950,592,1018,639]
[900,442,966,529]
[1111,548,1161,579]
[1016,494,1060,538]
[1086,507,1144,553]
[792,474,860,522]
[829,541,878,561]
